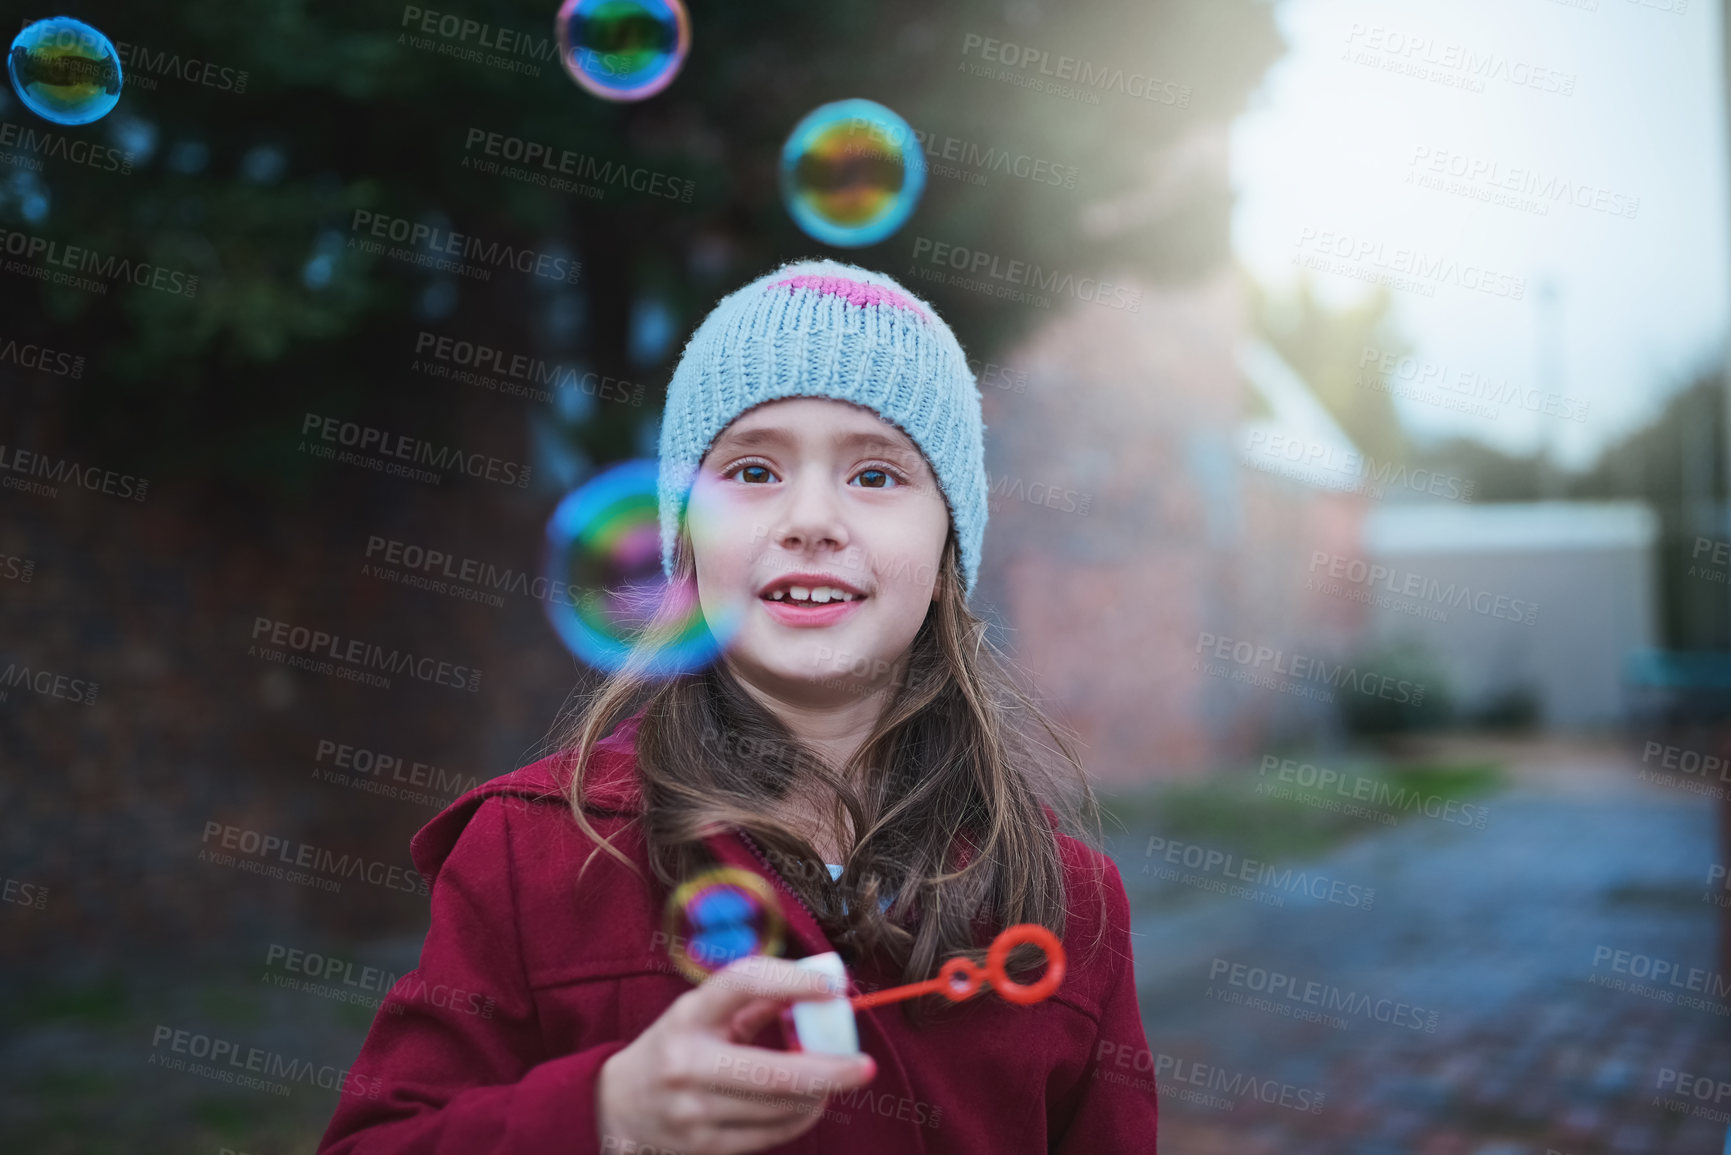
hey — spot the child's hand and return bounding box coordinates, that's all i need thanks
[595,955,877,1154]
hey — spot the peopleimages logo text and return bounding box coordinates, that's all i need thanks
[1307,551,1538,626]
[0,336,84,378]
[0,443,148,501]
[300,413,531,488]
[1208,957,1440,1031]
[1343,24,1576,96]
[463,128,694,202]
[0,120,132,172]
[1145,835,1375,909]
[200,821,429,897]
[0,661,98,704]
[1195,632,1426,706]
[1243,430,1474,501]
[349,210,579,284]
[149,1025,379,1098]
[250,616,482,692]
[1294,226,1525,300]
[363,534,583,607]
[960,33,1192,107]
[1359,344,1590,423]
[0,227,198,296]
[910,236,1141,312]
[414,331,643,406]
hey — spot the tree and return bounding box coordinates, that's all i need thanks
[1248,272,1410,464]
[3,0,1285,520]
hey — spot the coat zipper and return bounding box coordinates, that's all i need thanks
[735,828,826,931]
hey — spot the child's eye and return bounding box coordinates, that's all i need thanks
[853,465,905,489]
[723,460,778,484]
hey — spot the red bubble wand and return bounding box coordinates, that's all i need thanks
[783,923,1066,1055]
[848,923,1067,1010]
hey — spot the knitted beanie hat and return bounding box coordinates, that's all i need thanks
[657,257,988,599]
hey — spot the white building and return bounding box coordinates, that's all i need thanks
[1359,501,1660,730]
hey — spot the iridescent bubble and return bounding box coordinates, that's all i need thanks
[664,868,785,983]
[7,18,123,126]
[780,99,925,248]
[543,458,740,676]
[555,0,690,102]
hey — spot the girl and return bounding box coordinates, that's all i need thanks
[317,258,1160,1154]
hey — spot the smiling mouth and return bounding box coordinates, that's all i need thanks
[760,586,866,606]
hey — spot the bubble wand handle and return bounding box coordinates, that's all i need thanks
[847,923,1066,1011]
[849,973,958,1011]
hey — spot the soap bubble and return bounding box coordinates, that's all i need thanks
[7,18,123,126]
[555,0,690,102]
[780,98,925,248]
[543,458,740,676]
[664,868,785,983]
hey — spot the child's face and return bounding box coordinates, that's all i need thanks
[687,397,950,704]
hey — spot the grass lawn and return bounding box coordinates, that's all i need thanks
[1098,756,1507,865]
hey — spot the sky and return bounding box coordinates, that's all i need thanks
[1231,0,1728,469]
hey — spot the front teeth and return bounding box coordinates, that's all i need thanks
[766,585,858,604]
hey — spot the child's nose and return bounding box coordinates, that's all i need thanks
[773,479,849,552]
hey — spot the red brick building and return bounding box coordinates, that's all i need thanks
[975,267,1369,782]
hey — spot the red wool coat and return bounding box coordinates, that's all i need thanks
[316,709,1160,1154]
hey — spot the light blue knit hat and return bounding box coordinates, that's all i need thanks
[657,257,988,598]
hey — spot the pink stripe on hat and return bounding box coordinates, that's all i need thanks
[771,274,926,318]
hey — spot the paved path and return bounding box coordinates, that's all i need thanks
[1115,768,1727,1154]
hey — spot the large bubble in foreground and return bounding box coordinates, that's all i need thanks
[663,868,785,983]
[543,458,739,676]
[780,98,926,248]
[7,17,123,125]
[555,0,690,102]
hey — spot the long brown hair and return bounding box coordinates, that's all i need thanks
[546,519,1107,1006]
